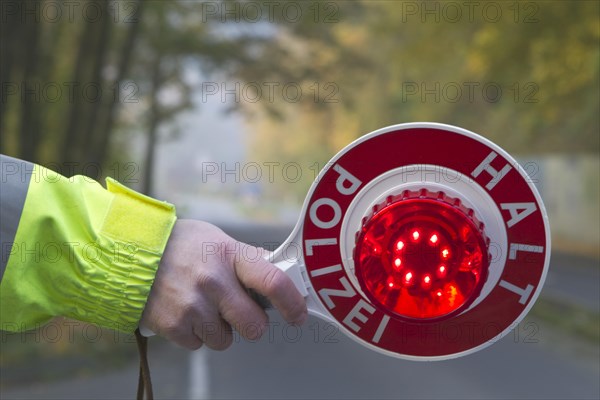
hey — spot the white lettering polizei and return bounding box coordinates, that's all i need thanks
[318,276,356,309]
[372,315,390,343]
[304,238,337,256]
[333,164,362,195]
[343,299,375,332]
[309,198,342,229]
[310,264,342,278]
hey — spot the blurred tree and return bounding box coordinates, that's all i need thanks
[1,0,146,176]
[88,0,144,169]
[245,0,599,201]
[0,0,367,196]
[1,0,597,196]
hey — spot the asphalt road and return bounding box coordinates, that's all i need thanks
[202,312,599,400]
[542,251,600,312]
[202,223,600,400]
[2,223,598,400]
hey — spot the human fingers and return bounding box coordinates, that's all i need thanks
[192,312,233,351]
[232,244,307,326]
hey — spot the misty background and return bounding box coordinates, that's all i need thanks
[1,1,598,399]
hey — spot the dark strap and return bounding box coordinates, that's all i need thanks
[133,290,270,399]
[135,328,154,400]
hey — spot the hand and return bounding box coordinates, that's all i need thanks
[139,219,307,350]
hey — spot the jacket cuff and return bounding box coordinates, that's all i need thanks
[85,178,177,331]
[0,167,176,333]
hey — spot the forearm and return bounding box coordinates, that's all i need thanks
[0,155,177,332]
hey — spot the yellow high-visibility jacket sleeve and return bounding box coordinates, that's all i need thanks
[0,158,176,333]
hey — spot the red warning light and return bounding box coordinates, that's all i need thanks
[354,189,490,321]
[421,274,432,289]
[437,265,447,278]
[404,271,414,286]
[441,248,450,259]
